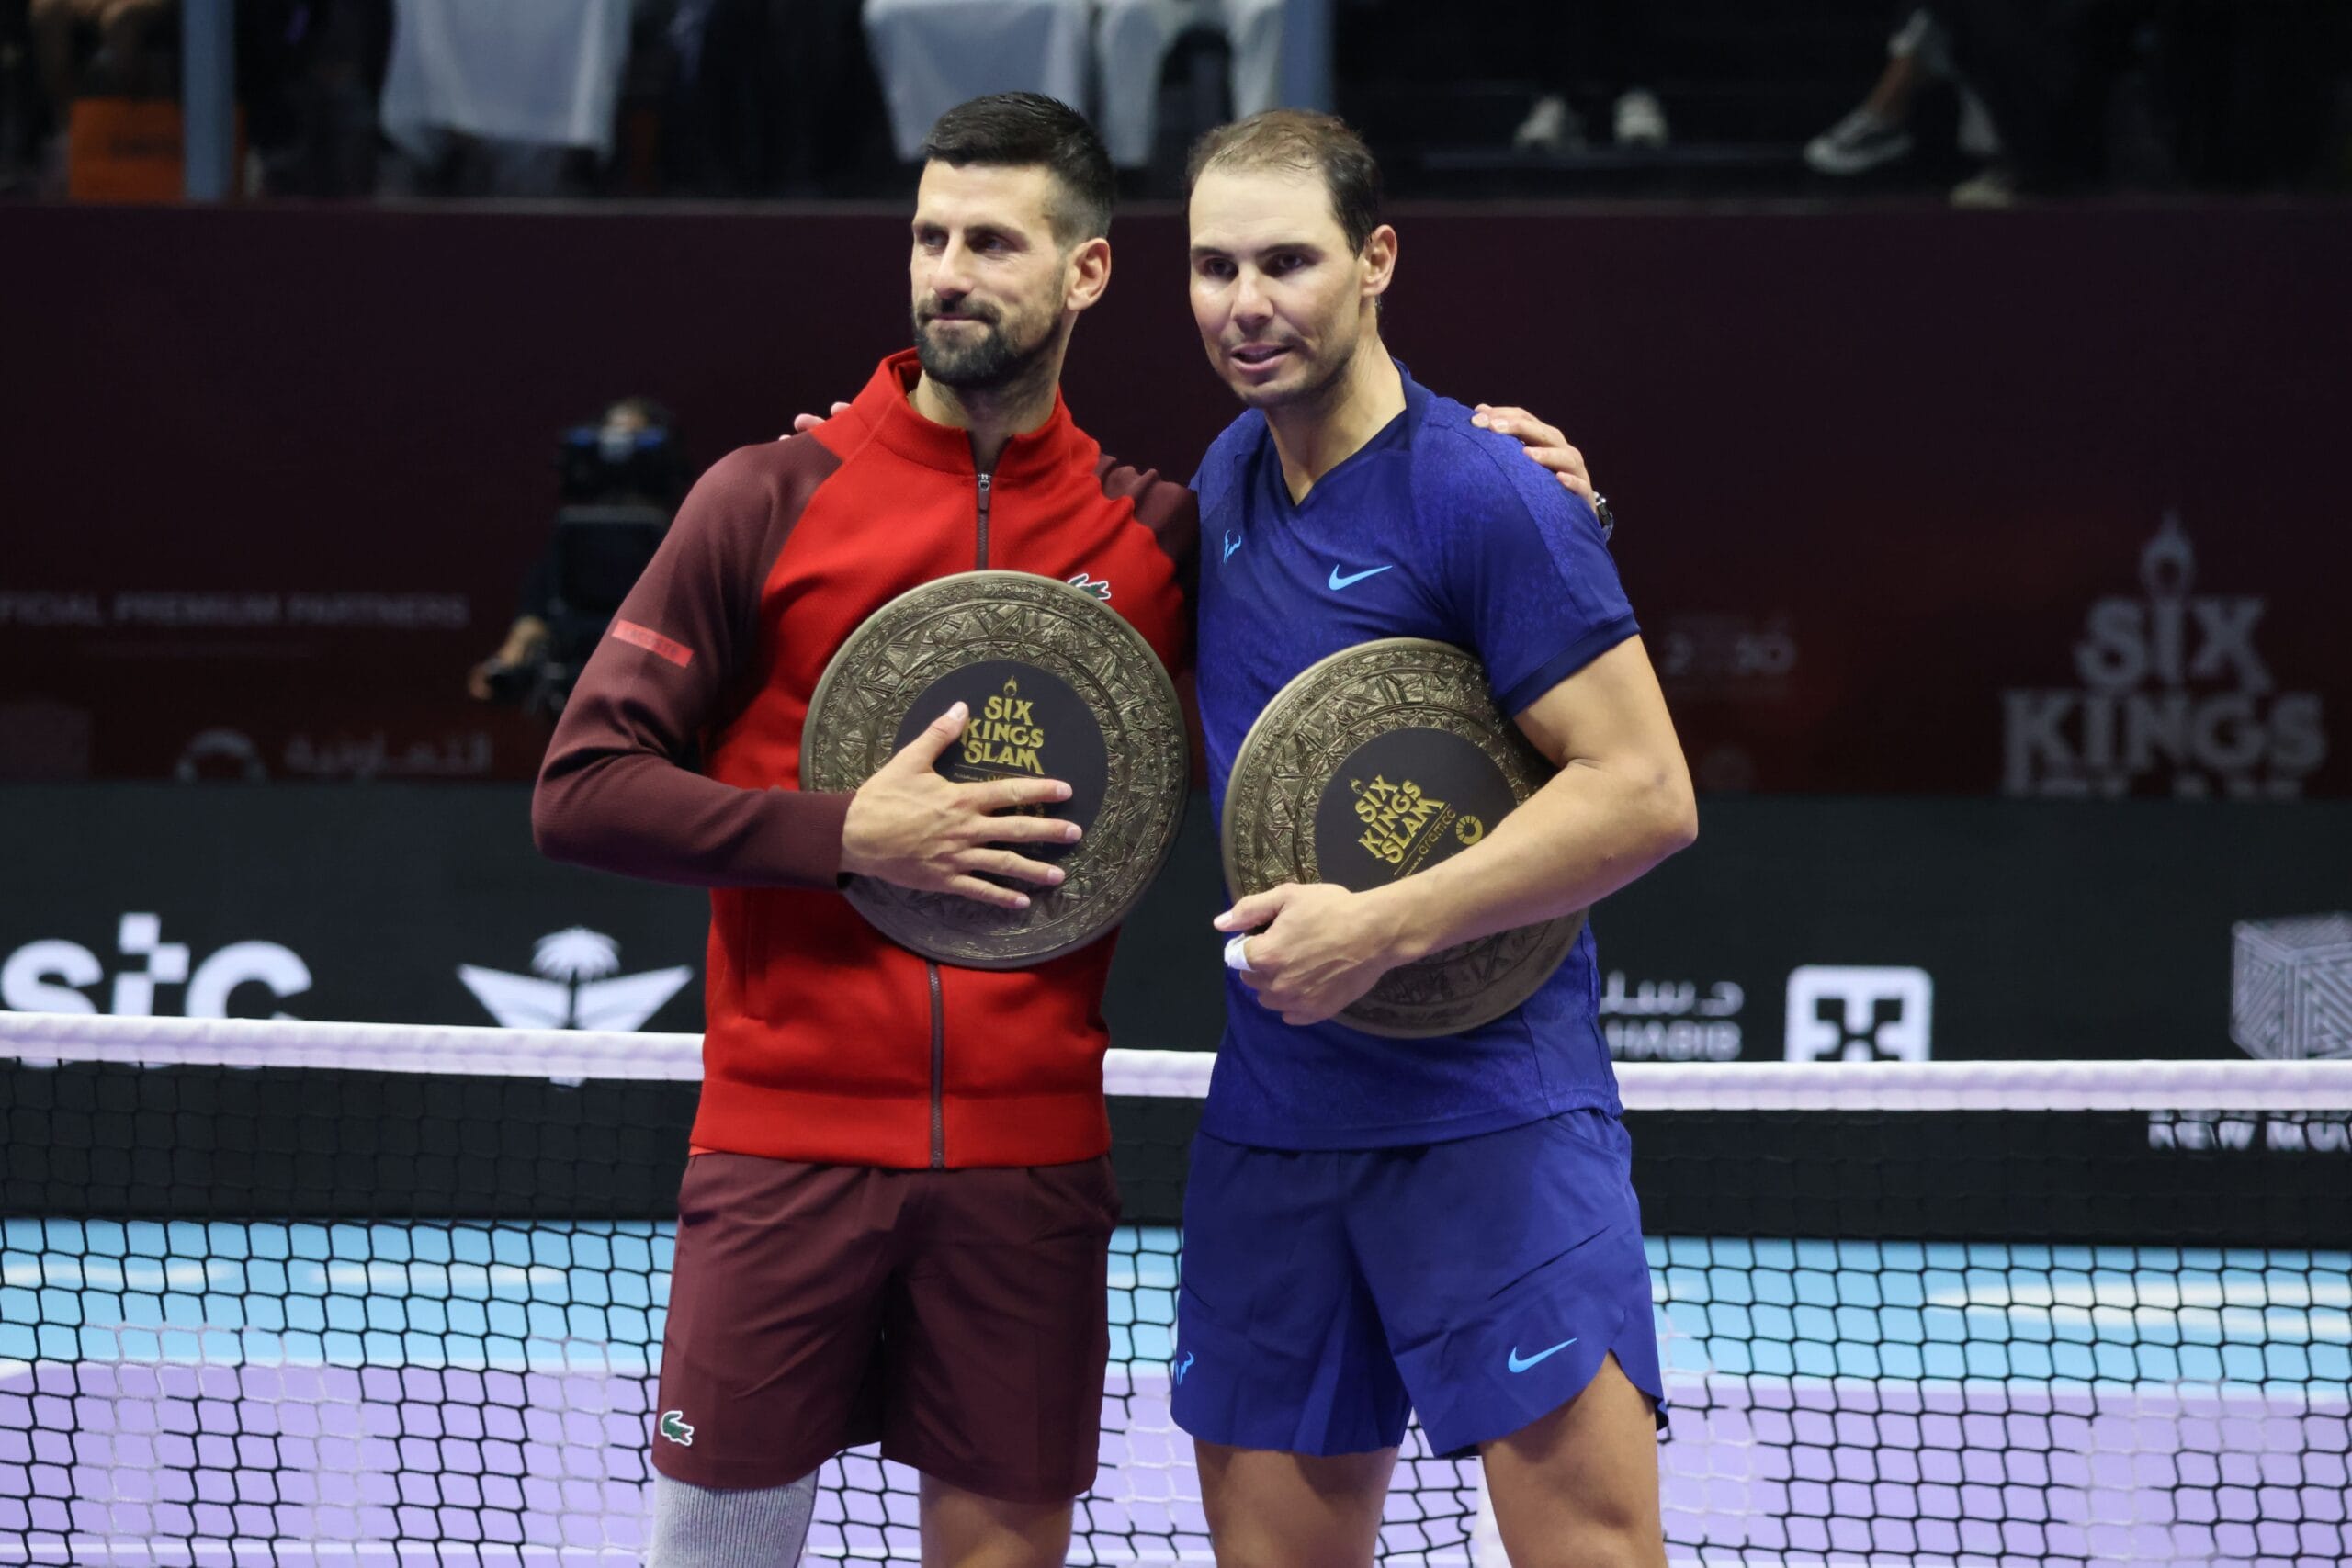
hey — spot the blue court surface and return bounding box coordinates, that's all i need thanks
[3,1220,2346,1565]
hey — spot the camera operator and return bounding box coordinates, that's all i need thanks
[469,396,687,713]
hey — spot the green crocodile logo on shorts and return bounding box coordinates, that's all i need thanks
[659,1410,695,1446]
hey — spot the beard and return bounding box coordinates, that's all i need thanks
[912,299,1053,390]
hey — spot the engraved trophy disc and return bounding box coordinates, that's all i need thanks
[1221,637,1584,1037]
[803,570,1187,968]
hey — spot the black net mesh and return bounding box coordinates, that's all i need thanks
[4,1049,2346,1566]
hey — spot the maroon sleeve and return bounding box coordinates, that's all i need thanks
[532,442,853,888]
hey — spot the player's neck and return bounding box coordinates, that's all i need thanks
[910,349,1065,473]
[1263,337,1404,503]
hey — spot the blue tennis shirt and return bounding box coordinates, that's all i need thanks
[1194,364,1639,1150]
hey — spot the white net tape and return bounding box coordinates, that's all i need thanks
[6,1010,2350,1109]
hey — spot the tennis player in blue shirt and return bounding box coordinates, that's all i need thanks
[1172,109,1698,1568]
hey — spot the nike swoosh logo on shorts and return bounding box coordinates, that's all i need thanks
[1506,1338,1577,1373]
[1329,563,1395,591]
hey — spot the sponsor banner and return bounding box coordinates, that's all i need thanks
[1781,965,1933,1064]
[5,788,2346,1069]
[1593,797,2352,1074]
[5,206,2348,790]
[2001,516,2326,800]
[0,786,709,1032]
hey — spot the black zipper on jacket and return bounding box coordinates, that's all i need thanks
[928,469,991,1169]
[927,961,945,1168]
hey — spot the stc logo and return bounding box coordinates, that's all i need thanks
[1,913,311,1018]
[1783,966,1934,1063]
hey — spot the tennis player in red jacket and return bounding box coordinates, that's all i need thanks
[537,90,1599,1568]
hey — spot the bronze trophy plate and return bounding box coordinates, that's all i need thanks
[802,570,1187,968]
[1221,637,1584,1036]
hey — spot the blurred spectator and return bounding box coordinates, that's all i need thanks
[2,2,36,188]
[1922,0,2347,202]
[659,0,882,196]
[4,1,391,199]
[470,398,687,714]
[31,0,174,107]
[253,0,392,197]
[1805,7,2002,178]
[22,0,171,191]
[1505,0,1669,152]
[865,0,1309,175]
[2142,0,2348,192]
[864,0,1090,164]
[1095,0,1300,171]
[1926,0,2145,204]
[378,0,633,196]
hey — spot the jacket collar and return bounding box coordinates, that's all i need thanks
[848,349,1084,483]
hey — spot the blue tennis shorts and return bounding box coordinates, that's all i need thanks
[1170,1109,1665,1458]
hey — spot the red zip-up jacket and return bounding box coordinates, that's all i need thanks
[533,352,1197,1168]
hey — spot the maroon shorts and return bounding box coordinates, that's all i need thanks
[650,1151,1120,1503]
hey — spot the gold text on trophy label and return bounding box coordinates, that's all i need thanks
[963,678,1047,774]
[1351,774,1480,879]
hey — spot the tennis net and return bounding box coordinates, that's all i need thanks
[3,1012,2347,1566]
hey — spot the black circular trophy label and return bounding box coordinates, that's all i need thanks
[1220,638,1584,1036]
[890,660,1109,863]
[803,571,1188,969]
[1311,727,1520,893]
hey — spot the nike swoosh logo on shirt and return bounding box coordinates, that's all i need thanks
[1505,1338,1577,1373]
[1328,563,1396,591]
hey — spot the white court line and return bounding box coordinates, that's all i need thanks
[0,1550,1243,1568]
[1921,1277,2352,1310]
[9,1357,2337,1402]
[0,1542,2201,1568]
[2,1259,581,1294]
[0,1550,645,1565]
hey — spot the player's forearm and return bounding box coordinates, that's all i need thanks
[1366,761,1696,964]
[534,644,854,888]
[534,746,854,888]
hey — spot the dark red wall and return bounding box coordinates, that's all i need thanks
[4,200,2346,795]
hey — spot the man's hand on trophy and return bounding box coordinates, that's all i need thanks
[842,703,1083,910]
[1216,881,1412,1026]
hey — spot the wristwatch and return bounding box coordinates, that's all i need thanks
[1591,492,1616,543]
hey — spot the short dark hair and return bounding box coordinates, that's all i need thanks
[1185,109,1383,254]
[920,92,1114,247]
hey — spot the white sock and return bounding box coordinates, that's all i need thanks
[648,1471,819,1567]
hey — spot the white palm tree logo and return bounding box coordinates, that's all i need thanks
[534,928,621,982]
[458,926,692,1031]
